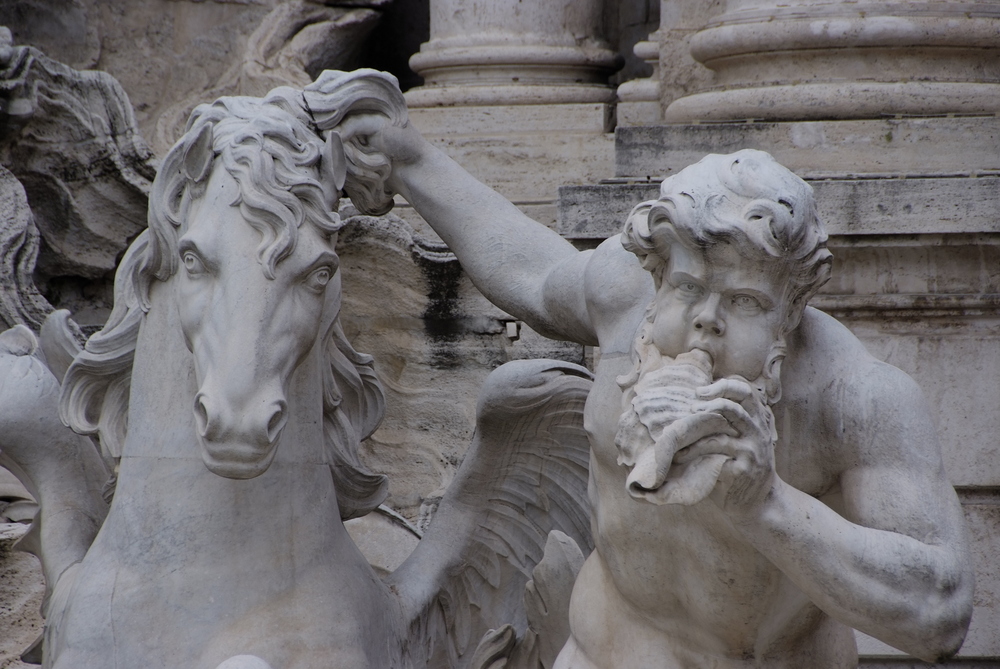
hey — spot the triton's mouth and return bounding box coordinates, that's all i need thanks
[687,344,713,357]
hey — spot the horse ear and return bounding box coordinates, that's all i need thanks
[322,131,347,195]
[182,124,214,183]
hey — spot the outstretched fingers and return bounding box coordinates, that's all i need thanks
[693,397,755,434]
[697,378,754,404]
[658,412,736,453]
[673,435,739,465]
[653,412,735,474]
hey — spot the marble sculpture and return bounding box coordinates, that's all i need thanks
[0,70,594,669]
[0,67,975,669]
[354,115,975,667]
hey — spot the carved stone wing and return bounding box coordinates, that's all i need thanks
[386,358,594,668]
[0,320,108,623]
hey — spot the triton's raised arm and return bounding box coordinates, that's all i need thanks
[339,114,605,345]
[342,100,973,666]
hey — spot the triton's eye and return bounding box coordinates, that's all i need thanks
[305,267,333,292]
[733,294,762,311]
[678,282,701,295]
[182,251,206,275]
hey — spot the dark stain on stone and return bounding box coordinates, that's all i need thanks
[415,250,464,369]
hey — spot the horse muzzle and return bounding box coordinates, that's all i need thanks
[193,391,289,479]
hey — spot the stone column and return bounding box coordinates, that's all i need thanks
[615,0,666,126]
[616,0,722,126]
[405,0,619,107]
[397,0,621,233]
[664,0,1000,122]
[616,35,661,125]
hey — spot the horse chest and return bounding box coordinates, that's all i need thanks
[52,457,401,669]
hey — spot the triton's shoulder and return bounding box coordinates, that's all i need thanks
[583,235,654,347]
[784,307,926,410]
[584,235,653,308]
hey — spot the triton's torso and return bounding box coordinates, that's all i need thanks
[561,283,859,668]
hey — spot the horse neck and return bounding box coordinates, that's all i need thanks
[114,278,341,536]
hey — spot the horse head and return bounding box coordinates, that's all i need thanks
[134,71,406,481]
[141,92,344,479]
[59,69,406,505]
[178,162,342,478]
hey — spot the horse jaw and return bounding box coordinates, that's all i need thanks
[196,432,282,480]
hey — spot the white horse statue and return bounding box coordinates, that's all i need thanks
[0,70,592,668]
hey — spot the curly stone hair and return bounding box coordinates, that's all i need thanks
[621,149,832,333]
[59,70,407,520]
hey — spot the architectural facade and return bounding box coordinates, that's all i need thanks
[0,0,997,666]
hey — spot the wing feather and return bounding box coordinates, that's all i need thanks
[389,359,594,667]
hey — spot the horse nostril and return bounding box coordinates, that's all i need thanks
[194,393,212,438]
[265,401,288,444]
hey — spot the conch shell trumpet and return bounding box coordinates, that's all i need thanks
[615,348,731,506]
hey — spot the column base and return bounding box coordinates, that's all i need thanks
[405,83,616,108]
[616,78,661,126]
[663,82,1000,123]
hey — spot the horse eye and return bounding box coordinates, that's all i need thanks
[305,267,332,292]
[182,251,205,275]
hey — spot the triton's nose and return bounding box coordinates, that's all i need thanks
[693,294,725,336]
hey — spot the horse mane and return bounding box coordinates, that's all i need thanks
[59,70,407,520]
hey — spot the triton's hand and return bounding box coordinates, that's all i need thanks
[624,410,735,505]
[684,377,779,514]
[335,114,427,196]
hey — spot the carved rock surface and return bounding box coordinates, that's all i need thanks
[2,0,392,158]
[0,165,49,331]
[0,36,155,282]
[337,212,584,520]
[0,523,42,669]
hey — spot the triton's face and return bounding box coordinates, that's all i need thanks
[649,241,790,382]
